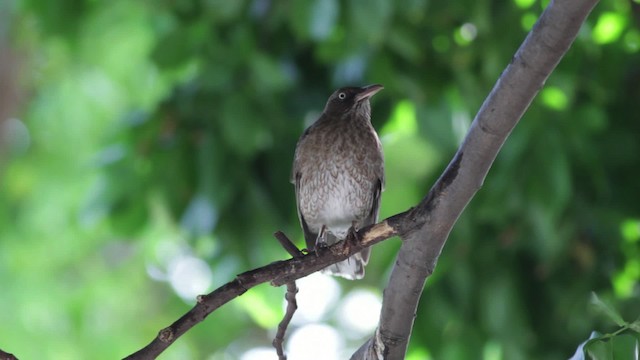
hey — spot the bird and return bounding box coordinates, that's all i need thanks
[291,84,385,279]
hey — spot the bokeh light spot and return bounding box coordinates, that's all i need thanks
[593,12,627,44]
[540,86,569,110]
[454,23,477,45]
[382,100,417,137]
[240,347,278,360]
[514,0,536,9]
[336,289,382,337]
[287,324,343,360]
[291,273,341,324]
[621,219,640,243]
[521,12,538,31]
[168,255,213,301]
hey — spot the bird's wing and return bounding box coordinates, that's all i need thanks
[290,126,312,184]
[358,177,383,265]
[367,177,383,225]
[294,172,318,251]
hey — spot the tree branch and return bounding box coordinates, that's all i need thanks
[0,348,18,360]
[352,0,599,358]
[272,231,302,359]
[273,282,298,359]
[124,211,412,359]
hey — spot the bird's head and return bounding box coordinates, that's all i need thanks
[323,84,384,118]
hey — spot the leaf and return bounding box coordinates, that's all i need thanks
[584,337,612,360]
[590,292,626,327]
[584,334,640,360]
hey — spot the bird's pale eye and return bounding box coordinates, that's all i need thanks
[338,92,346,100]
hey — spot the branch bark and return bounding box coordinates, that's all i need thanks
[351,0,599,358]
[0,348,18,360]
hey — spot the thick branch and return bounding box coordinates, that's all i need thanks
[352,0,600,358]
[0,348,18,360]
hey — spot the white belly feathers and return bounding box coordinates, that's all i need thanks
[298,168,370,239]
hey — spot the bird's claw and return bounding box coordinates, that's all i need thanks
[314,225,329,257]
[346,221,360,245]
[342,221,361,254]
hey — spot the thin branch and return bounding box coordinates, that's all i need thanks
[352,0,600,358]
[272,231,302,359]
[274,231,305,259]
[124,211,411,359]
[273,282,298,360]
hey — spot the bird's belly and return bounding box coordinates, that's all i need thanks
[299,171,370,238]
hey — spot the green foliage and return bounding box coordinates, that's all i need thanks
[569,293,640,359]
[2,0,639,359]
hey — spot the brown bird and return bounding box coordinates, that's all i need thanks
[291,84,385,279]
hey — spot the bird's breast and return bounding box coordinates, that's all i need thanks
[298,160,374,235]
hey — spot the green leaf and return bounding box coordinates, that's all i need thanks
[590,292,626,327]
[584,334,640,360]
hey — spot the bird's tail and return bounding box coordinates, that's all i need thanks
[321,248,371,280]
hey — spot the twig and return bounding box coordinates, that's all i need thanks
[273,282,298,360]
[274,231,304,259]
[272,231,302,359]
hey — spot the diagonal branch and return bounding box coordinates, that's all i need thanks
[0,348,18,360]
[351,0,600,358]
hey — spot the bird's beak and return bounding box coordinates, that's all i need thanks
[355,84,384,102]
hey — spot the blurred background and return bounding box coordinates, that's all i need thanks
[1,0,639,359]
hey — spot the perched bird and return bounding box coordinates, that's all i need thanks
[291,84,385,279]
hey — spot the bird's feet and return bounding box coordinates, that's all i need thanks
[314,225,329,256]
[344,221,361,253]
